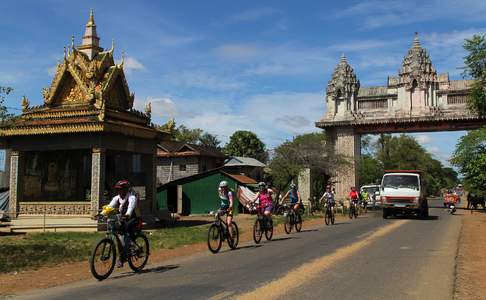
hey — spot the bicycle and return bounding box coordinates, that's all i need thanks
[349,201,358,219]
[283,203,303,234]
[90,213,150,281]
[324,202,335,225]
[207,209,239,253]
[250,203,273,244]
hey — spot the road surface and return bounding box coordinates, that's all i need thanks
[17,200,461,300]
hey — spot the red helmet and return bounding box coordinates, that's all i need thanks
[114,180,130,189]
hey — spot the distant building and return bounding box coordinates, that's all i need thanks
[223,156,266,181]
[156,141,227,185]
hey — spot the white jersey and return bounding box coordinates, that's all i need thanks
[108,192,137,217]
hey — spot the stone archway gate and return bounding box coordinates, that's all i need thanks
[315,34,486,200]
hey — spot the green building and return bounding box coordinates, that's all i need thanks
[157,169,257,215]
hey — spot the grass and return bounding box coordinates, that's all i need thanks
[0,225,211,274]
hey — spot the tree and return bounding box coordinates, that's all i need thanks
[463,34,486,116]
[268,132,347,197]
[224,130,267,162]
[451,128,486,196]
[155,120,221,149]
[0,86,14,124]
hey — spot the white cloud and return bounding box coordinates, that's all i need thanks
[142,91,325,147]
[122,57,145,73]
[215,44,261,62]
[415,134,432,144]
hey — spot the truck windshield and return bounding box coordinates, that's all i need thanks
[383,175,419,190]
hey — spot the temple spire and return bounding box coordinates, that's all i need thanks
[413,32,421,48]
[78,9,103,60]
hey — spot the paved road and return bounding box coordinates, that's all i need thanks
[18,200,462,300]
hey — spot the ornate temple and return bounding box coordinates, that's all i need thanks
[0,11,168,226]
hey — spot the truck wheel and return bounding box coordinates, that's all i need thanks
[382,209,388,219]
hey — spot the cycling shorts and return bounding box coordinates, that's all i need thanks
[220,205,233,217]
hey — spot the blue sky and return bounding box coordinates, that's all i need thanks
[1,0,485,167]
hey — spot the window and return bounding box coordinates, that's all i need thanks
[179,164,186,171]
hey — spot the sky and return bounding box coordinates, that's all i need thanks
[1,0,485,167]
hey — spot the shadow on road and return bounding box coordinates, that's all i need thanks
[270,237,294,242]
[230,244,263,252]
[298,229,319,233]
[112,265,179,280]
[391,215,439,221]
[332,222,351,225]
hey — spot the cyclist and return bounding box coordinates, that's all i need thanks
[319,185,335,213]
[360,189,370,211]
[348,186,359,214]
[218,181,234,238]
[250,182,274,221]
[102,180,139,267]
[282,183,301,212]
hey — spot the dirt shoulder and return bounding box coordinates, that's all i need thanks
[454,211,486,300]
[0,213,332,296]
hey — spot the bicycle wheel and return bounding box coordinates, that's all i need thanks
[284,214,292,234]
[207,224,222,253]
[265,217,273,241]
[227,221,239,249]
[295,214,302,232]
[349,206,354,219]
[128,233,150,272]
[324,209,330,226]
[253,219,262,244]
[90,238,116,281]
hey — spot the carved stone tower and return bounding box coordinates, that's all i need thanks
[326,54,360,120]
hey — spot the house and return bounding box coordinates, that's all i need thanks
[223,156,266,181]
[157,169,257,215]
[156,141,227,185]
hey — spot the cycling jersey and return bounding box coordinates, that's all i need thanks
[349,191,359,201]
[323,192,335,205]
[289,189,299,204]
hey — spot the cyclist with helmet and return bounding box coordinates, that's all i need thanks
[250,182,274,218]
[319,185,335,212]
[102,180,139,267]
[282,183,301,212]
[349,186,359,213]
[218,181,234,238]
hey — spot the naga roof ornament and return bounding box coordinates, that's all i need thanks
[399,32,438,90]
[326,54,360,98]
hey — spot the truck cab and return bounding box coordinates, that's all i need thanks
[380,170,428,219]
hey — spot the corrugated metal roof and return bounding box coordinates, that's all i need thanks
[224,156,266,167]
[223,172,257,184]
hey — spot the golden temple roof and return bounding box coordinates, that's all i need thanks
[1,11,165,140]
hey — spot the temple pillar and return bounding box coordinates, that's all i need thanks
[91,148,106,216]
[328,127,361,201]
[297,168,313,211]
[8,151,22,219]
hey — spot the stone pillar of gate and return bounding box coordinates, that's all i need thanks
[91,148,106,217]
[328,127,361,201]
[8,151,23,219]
[297,168,313,211]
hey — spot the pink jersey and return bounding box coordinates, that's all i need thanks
[259,191,273,207]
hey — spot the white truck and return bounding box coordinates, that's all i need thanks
[380,170,429,219]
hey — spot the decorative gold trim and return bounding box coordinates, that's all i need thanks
[1,123,104,136]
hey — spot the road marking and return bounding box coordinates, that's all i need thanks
[235,220,409,300]
[209,291,234,300]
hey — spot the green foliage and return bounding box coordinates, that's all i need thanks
[269,132,344,197]
[224,130,267,162]
[463,34,486,116]
[451,128,486,196]
[0,86,14,123]
[360,134,458,195]
[156,120,221,149]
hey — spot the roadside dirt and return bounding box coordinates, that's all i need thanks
[454,210,486,300]
[0,213,336,296]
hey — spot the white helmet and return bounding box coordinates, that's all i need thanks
[219,181,228,188]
